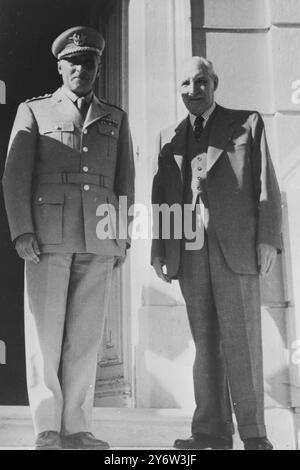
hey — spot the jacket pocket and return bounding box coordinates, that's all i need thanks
[40,122,75,147]
[97,123,119,158]
[33,185,64,245]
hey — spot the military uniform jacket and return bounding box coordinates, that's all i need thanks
[3,88,135,255]
[151,104,282,278]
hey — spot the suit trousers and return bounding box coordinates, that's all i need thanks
[25,253,114,435]
[178,225,266,440]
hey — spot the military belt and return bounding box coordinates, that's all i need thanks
[38,172,112,188]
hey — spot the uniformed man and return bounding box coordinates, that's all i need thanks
[2,26,135,450]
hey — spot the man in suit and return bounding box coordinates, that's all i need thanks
[2,26,135,450]
[151,57,281,450]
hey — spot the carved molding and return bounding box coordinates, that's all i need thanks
[94,375,132,407]
[0,81,6,104]
[0,340,6,365]
[98,270,123,367]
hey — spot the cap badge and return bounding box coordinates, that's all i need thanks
[69,32,87,46]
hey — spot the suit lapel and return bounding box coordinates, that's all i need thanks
[171,117,189,182]
[207,105,236,172]
[170,107,236,177]
[165,106,237,188]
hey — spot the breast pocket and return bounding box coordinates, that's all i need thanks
[97,123,119,158]
[33,185,64,245]
[40,122,75,148]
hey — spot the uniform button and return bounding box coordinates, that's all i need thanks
[198,157,202,161]
[83,166,89,172]
[83,129,88,134]
[83,146,88,152]
[83,185,90,191]
[111,131,115,136]
[197,176,201,180]
[198,167,202,171]
[38,197,43,202]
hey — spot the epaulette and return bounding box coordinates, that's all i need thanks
[99,98,124,113]
[25,93,52,103]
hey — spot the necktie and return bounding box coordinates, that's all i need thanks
[193,115,204,140]
[77,97,89,119]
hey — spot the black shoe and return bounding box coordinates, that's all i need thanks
[62,432,110,450]
[244,437,274,450]
[35,431,62,450]
[174,434,233,450]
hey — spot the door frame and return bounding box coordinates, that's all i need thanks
[94,0,134,407]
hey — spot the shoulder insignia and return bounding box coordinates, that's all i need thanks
[25,93,52,103]
[99,98,124,113]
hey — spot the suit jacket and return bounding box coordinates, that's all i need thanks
[151,104,282,278]
[2,88,135,256]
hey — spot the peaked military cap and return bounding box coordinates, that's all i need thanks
[52,26,105,60]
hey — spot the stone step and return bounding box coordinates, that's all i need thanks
[0,406,296,450]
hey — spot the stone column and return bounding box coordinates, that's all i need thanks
[269,0,300,449]
[128,0,194,409]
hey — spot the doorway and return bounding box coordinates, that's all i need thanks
[0,0,132,407]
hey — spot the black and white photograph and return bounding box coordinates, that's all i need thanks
[0,0,299,453]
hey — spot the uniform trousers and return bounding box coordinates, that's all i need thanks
[178,224,266,440]
[24,253,114,435]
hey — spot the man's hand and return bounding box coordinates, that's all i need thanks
[257,243,277,278]
[152,257,171,283]
[15,233,40,264]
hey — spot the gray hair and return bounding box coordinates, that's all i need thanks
[196,57,216,78]
[182,56,218,81]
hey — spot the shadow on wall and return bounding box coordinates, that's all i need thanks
[265,366,292,408]
[135,290,195,410]
[142,285,184,307]
[295,413,300,450]
[260,252,288,349]
[137,279,291,412]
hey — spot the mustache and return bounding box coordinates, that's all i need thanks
[187,96,205,101]
[72,73,89,79]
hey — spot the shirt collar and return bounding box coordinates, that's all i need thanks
[61,85,94,105]
[189,102,216,128]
